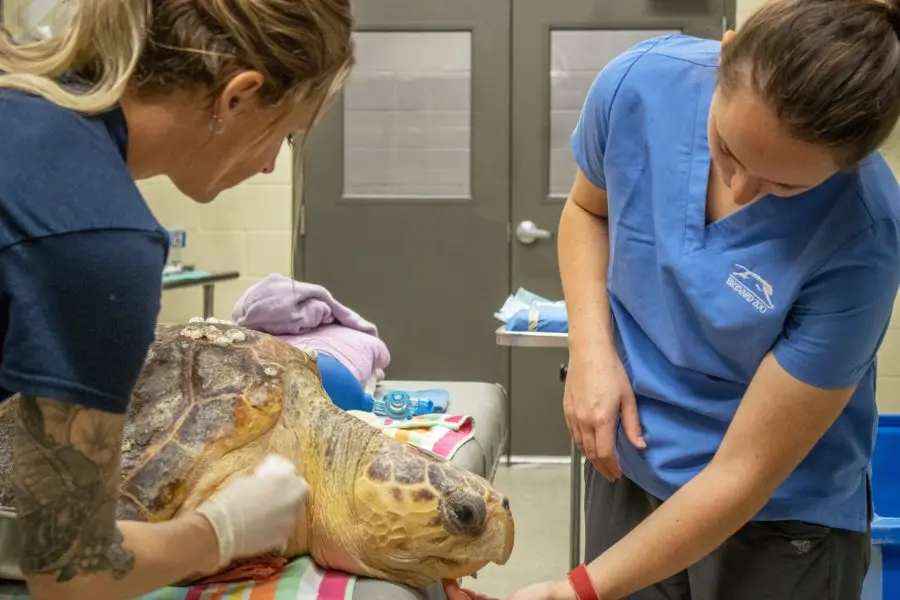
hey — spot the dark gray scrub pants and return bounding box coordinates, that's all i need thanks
[584,465,871,600]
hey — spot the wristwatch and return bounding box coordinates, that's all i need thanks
[567,564,600,600]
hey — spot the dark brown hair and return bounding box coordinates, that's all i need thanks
[719,0,900,167]
[0,0,355,129]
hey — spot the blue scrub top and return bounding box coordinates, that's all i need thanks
[571,34,900,533]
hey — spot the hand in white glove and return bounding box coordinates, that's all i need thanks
[195,454,310,569]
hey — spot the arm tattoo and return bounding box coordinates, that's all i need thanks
[12,395,134,582]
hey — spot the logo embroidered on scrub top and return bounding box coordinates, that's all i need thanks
[726,264,774,314]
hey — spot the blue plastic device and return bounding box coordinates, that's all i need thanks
[371,389,450,420]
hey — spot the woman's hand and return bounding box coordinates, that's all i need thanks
[508,581,574,600]
[443,579,496,600]
[442,579,573,600]
[562,350,645,481]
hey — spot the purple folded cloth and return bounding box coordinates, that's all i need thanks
[233,273,379,336]
[232,274,390,384]
[278,326,388,386]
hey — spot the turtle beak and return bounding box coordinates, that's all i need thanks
[498,503,514,564]
[485,493,514,565]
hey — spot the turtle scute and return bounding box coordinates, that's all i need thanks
[0,318,516,588]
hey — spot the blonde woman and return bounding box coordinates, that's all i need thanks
[0,1,353,598]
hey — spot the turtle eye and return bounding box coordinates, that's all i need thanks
[440,490,487,536]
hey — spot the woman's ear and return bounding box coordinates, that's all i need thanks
[216,71,266,120]
[721,29,736,47]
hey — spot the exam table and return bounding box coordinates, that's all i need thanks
[0,380,510,600]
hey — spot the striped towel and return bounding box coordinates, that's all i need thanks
[348,411,476,460]
[0,557,355,600]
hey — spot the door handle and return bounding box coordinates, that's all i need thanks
[516,220,552,245]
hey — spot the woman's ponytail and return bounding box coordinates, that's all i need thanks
[0,0,151,114]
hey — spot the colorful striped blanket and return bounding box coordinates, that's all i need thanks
[347,412,476,459]
[0,412,475,600]
[0,557,353,600]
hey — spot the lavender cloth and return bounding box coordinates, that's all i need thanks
[279,326,387,386]
[232,273,379,336]
[232,274,391,384]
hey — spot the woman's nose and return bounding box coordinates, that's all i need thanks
[730,172,759,206]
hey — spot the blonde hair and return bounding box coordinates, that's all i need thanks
[0,0,355,123]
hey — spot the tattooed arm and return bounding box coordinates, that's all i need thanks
[13,396,220,600]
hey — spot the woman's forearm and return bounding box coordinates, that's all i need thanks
[558,196,616,361]
[583,463,770,599]
[27,512,220,600]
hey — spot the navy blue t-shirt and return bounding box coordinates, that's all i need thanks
[0,88,169,414]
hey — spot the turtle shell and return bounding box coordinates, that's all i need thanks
[116,320,312,522]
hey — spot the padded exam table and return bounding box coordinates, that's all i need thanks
[0,380,510,600]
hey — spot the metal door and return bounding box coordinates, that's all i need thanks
[299,0,512,386]
[299,0,733,457]
[508,0,732,455]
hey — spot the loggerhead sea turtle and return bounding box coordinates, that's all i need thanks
[0,318,514,588]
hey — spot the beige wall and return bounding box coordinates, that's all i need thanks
[142,145,295,323]
[2,0,26,35]
[3,0,69,37]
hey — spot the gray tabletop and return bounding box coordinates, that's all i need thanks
[494,326,568,348]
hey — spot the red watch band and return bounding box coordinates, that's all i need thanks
[567,564,600,600]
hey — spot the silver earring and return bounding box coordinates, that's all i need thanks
[209,115,225,135]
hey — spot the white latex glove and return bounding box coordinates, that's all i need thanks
[195,454,309,569]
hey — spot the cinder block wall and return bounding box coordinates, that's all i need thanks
[2,0,26,35]
[873,124,900,413]
[139,146,296,323]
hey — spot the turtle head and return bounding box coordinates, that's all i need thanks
[346,441,514,588]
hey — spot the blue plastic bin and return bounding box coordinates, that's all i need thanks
[863,414,900,600]
[873,415,900,517]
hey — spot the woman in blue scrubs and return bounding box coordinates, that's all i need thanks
[446,0,900,599]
